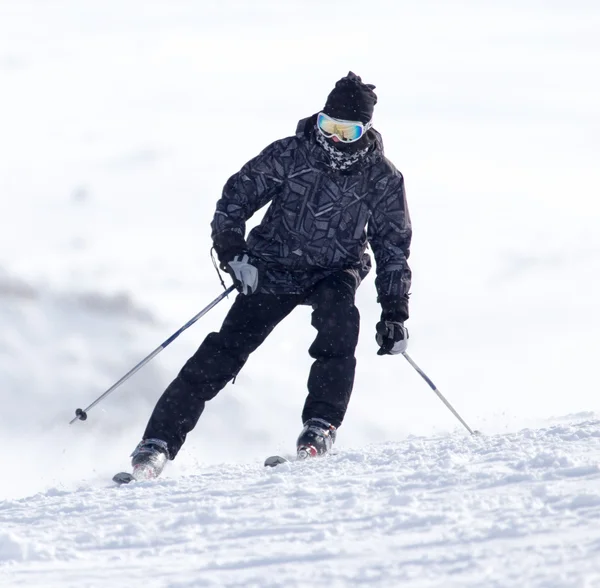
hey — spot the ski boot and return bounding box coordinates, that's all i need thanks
[296,418,337,460]
[130,438,169,480]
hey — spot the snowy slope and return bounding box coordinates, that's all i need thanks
[3,418,600,587]
[1,0,600,585]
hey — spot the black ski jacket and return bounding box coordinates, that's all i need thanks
[211,115,412,321]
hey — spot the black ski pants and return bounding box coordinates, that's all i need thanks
[143,272,360,459]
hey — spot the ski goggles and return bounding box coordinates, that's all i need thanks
[316,112,372,143]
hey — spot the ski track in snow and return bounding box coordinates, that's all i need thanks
[3,419,600,587]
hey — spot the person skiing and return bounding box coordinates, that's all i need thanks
[130,71,412,479]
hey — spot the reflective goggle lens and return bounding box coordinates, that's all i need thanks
[317,112,366,142]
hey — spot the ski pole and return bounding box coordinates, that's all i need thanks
[70,285,236,424]
[402,352,480,436]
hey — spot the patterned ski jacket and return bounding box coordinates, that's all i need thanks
[211,115,412,321]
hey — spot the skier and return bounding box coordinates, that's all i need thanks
[130,72,412,479]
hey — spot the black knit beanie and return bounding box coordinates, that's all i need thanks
[323,71,377,124]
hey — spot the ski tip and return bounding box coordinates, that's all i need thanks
[264,455,289,468]
[112,472,136,485]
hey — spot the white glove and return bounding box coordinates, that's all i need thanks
[376,321,408,355]
[226,254,259,295]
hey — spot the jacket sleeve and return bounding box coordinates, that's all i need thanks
[367,170,412,322]
[211,139,288,264]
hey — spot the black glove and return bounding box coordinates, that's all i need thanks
[226,254,259,295]
[376,321,408,355]
[213,230,247,270]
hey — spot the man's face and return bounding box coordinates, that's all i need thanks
[317,112,371,143]
[316,112,373,154]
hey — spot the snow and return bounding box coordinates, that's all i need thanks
[4,421,600,586]
[1,0,600,585]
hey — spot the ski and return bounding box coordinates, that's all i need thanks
[264,455,293,467]
[264,451,310,467]
[265,447,336,467]
[112,471,136,485]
